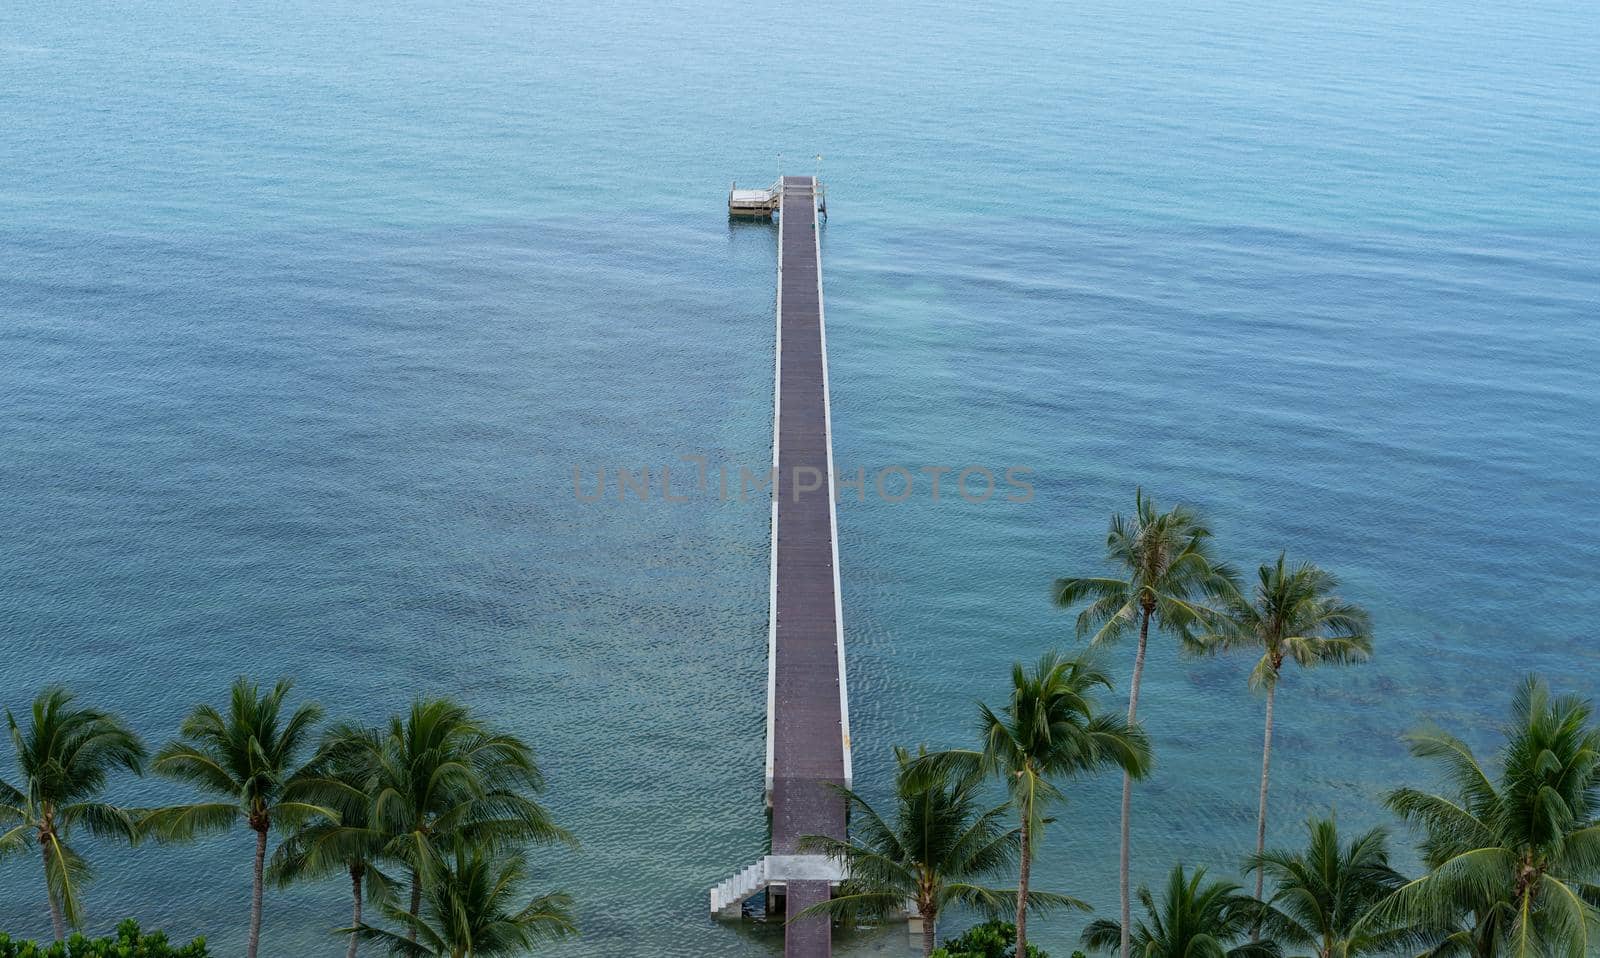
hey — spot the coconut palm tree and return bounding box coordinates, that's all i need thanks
[141,677,336,958]
[355,699,571,941]
[0,688,146,939]
[1054,488,1236,958]
[797,745,1076,956]
[1083,864,1281,958]
[1376,676,1600,958]
[1249,816,1414,958]
[1193,556,1372,904]
[350,846,575,957]
[271,724,392,958]
[926,651,1152,958]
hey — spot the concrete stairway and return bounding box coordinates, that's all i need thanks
[710,858,767,919]
[709,854,847,920]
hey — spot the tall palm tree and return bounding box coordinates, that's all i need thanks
[141,677,335,958]
[350,846,575,958]
[1193,556,1372,905]
[356,699,571,941]
[797,745,1078,956]
[1054,488,1236,958]
[928,651,1152,958]
[271,724,392,958]
[0,688,146,939]
[1249,816,1413,958]
[1084,864,1281,958]
[1377,676,1600,958]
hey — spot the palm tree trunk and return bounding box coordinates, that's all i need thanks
[1016,807,1032,958]
[248,825,268,958]
[41,840,65,942]
[348,864,364,958]
[1252,681,1278,920]
[920,905,937,957]
[1120,609,1152,958]
[408,868,422,942]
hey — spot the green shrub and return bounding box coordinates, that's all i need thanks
[931,919,1050,958]
[0,920,208,957]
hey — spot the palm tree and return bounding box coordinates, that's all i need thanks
[927,651,1152,958]
[350,846,575,957]
[1083,864,1281,958]
[141,677,335,958]
[0,688,146,939]
[1193,556,1372,904]
[1377,676,1600,958]
[797,745,1076,956]
[357,699,571,940]
[1054,488,1236,958]
[1249,816,1413,958]
[271,724,392,958]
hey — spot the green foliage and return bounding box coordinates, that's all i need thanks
[141,676,332,840]
[139,677,337,958]
[1191,554,1372,689]
[930,920,1049,958]
[1052,489,1237,958]
[350,847,574,957]
[267,722,394,894]
[359,699,571,889]
[923,651,1150,956]
[1380,676,1600,958]
[1052,487,1238,648]
[1082,865,1280,958]
[928,651,1152,847]
[1250,816,1414,958]
[795,746,1046,936]
[0,688,147,933]
[0,919,207,957]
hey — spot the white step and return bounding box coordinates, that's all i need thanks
[710,859,768,918]
[708,854,848,919]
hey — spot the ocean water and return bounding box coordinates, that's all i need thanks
[2,0,1598,955]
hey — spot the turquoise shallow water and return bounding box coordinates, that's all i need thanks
[3,0,1599,954]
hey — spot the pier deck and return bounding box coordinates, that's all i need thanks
[771,175,849,958]
[772,176,849,820]
[710,176,851,958]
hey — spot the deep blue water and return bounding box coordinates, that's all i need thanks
[3,0,1598,954]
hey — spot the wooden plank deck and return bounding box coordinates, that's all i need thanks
[769,175,849,958]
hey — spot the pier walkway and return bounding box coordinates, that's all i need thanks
[711,176,851,958]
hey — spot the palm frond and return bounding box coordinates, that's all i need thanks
[139,802,242,841]
[60,801,139,841]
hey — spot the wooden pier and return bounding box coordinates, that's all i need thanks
[711,176,851,958]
